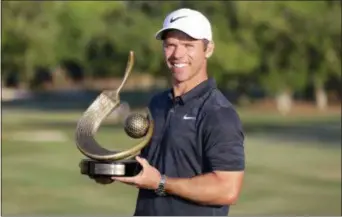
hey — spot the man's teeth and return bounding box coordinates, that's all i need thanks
[173,63,187,68]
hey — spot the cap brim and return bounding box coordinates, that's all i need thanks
[155,26,202,40]
[155,28,170,40]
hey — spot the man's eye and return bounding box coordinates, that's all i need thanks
[165,44,174,48]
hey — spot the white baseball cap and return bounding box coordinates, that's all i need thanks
[155,8,212,41]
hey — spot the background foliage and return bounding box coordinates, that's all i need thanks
[1,1,341,108]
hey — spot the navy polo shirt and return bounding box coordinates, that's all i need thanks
[134,78,245,216]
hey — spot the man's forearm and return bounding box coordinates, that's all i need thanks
[164,172,236,206]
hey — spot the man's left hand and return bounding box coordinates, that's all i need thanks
[112,156,161,190]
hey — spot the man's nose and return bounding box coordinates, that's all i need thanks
[173,46,186,59]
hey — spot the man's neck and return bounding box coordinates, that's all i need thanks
[172,74,208,97]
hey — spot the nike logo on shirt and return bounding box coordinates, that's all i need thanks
[183,114,196,120]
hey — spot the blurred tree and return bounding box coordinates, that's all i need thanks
[54,1,125,78]
[236,2,323,114]
[119,2,182,77]
[1,0,339,110]
[29,66,53,90]
[2,1,60,85]
[60,60,84,82]
[280,1,341,110]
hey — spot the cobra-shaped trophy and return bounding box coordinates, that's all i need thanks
[75,51,154,177]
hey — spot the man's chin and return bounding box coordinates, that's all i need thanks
[171,76,190,84]
[170,68,191,82]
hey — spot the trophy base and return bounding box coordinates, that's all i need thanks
[79,159,141,177]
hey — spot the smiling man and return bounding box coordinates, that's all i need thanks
[113,8,246,216]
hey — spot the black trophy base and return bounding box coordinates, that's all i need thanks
[79,159,141,177]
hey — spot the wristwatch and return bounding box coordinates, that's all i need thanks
[155,174,167,196]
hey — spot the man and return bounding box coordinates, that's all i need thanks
[95,8,245,216]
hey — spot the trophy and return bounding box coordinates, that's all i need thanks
[75,51,154,178]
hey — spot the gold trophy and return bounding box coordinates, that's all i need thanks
[75,51,154,178]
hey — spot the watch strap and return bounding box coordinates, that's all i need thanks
[155,174,167,196]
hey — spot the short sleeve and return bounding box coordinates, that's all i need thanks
[202,106,245,172]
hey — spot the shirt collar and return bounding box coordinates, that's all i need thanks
[168,78,216,105]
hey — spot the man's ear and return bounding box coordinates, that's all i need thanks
[205,41,215,59]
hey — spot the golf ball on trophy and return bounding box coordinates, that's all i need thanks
[124,113,149,139]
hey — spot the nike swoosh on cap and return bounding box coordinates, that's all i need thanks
[170,16,187,23]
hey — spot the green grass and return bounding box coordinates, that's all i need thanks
[1,109,341,215]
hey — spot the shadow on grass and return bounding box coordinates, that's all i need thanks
[1,88,242,112]
[243,120,341,146]
[12,119,341,147]
[2,88,166,111]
